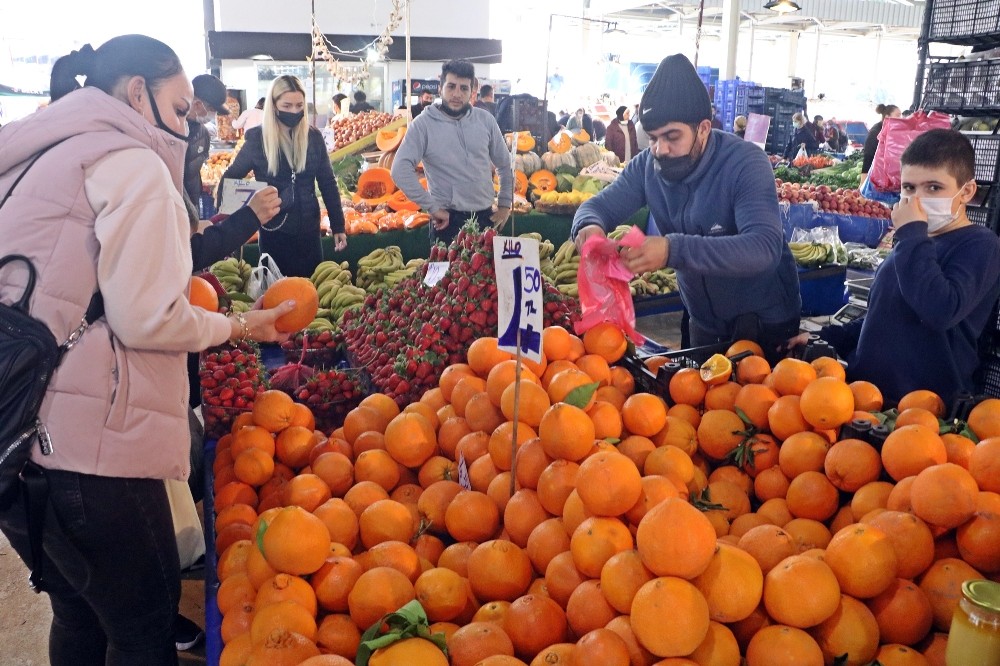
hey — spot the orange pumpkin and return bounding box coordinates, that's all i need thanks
[528,169,558,194]
[506,132,536,153]
[352,168,396,206]
[494,171,529,198]
[376,125,407,152]
[387,189,421,212]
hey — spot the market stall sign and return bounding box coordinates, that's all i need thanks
[423,262,449,287]
[218,179,268,215]
[493,236,543,363]
[745,113,771,150]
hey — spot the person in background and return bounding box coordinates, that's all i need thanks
[412,87,436,118]
[633,103,650,150]
[572,54,800,358]
[566,107,595,137]
[790,130,1000,404]
[330,93,351,123]
[733,115,747,139]
[710,104,723,130]
[184,74,230,204]
[604,105,639,163]
[0,35,295,666]
[391,59,512,247]
[349,90,375,114]
[221,74,347,277]
[592,118,607,142]
[784,112,819,159]
[475,83,497,117]
[810,115,826,146]
[232,96,265,133]
[823,122,847,153]
[862,103,901,184]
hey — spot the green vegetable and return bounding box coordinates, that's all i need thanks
[332,154,365,195]
[774,165,805,183]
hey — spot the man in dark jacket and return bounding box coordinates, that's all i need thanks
[185,74,230,206]
[350,90,376,113]
[573,54,801,358]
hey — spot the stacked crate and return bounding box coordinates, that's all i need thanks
[713,79,759,132]
[746,87,807,155]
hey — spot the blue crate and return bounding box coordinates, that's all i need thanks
[799,266,849,316]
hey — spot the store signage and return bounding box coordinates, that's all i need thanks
[424,261,450,287]
[493,236,543,363]
[744,113,771,150]
[218,178,269,215]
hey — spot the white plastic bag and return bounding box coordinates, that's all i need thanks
[165,479,205,570]
[795,144,809,161]
[247,253,285,300]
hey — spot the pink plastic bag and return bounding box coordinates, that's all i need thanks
[870,111,952,193]
[574,226,646,344]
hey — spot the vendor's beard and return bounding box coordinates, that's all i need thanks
[441,103,471,118]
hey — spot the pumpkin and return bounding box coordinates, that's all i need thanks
[375,125,407,152]
[571,129,591,146]
[386,189,420,212]
[542,150,579,175]
[573,142,602,169]
[548,131,573,154]
[352,167,396,206]
[377,150,396,170]
[515,151,542,176]
[528,169,557,194]
[505,132,536,153]
[496,171,529,197]
[601,150,622,168]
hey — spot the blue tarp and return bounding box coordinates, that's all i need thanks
[780,203,890,248]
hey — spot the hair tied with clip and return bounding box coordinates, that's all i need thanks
[74,44,97,78]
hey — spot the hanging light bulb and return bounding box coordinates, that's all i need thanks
[764,0,802,13]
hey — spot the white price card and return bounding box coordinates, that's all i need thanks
[424,262,450,287]
[492,236,543,363]
[218,178,269,215]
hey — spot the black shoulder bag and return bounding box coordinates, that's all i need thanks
[0,142,103,591]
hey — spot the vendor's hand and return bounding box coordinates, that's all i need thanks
[332,233,348,251]
[574,225,606,255]
[248,186,281,225]
[490,207,511,231]
[892,195,927,229]
[621,236,669,274]
[430,209,451,232]
[237,300,297,343]
[785,332,811,350]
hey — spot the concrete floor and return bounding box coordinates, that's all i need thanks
[0,313,684,665]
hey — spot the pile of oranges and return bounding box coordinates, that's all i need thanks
[211,323,1000,666]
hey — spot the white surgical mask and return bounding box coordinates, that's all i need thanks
[920,188,966,233]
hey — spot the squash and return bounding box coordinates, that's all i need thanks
[573,143,602,169]
[496,171,530,197]
[505,132,536,153]
[515,151,542,176]
[375,125,407,152]
[352,167,396,206]
[386,189,420,212]
[377,150,396,170]
[542,150,579,175]
[548,131,573,154]
[571,129,590,146]
[528,169,557,194]
[601,151,622,168]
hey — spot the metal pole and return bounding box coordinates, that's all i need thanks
[405,0,412,115]
[694,0,706,68]
[542,13,554,147]
[310,0,317,127]
[912,0,935,112]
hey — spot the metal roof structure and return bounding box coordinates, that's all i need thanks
[590,0,926,40]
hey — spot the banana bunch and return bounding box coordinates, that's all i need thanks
[210,257,252,294]
[550,240,580,296]
[310,260,352,288]
[380,258,427,288]
[229,300,252,314]
[629,276,660,296]
[607,225,633,242]
[356,246,406,292]
[519,233,558,284]
[645,268,678,294]
[789,241,844,267]
[306,317,337,332]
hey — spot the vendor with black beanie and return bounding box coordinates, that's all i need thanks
[571,54,801,359]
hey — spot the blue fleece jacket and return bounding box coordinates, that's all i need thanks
[572,129,801,336]
[821,221,1000,404]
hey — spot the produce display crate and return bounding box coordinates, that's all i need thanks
[923,57,1000,114]
[292,367,371,432]
[976,355,1000,398]
[799,265,848,316]
[620,340,734,399]
[927,0,1000,46]
[964,132,1000,183]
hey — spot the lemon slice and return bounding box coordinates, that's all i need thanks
[699,353,733,386]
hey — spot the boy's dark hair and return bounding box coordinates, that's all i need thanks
[900,129,975,185]
[333,93,347,105]
[441,59,475,82]
[353,91,366,102]
[479,84,493,97]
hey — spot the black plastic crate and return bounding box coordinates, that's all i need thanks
[965,132,1000,183]
[923,58,1000,114]
[620,341,747,402]
[976,355,1000,398]
[966,204,1000,232]
[928,0,1000,46]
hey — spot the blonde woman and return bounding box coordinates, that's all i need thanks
[221,75,347,276]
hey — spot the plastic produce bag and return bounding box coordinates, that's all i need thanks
[859,173,900,207]
[795,144,809,162]
[247,253,285,300]
[870,111,952,193]
[574,226,646,344]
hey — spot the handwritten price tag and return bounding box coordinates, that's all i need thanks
[218,178,268,215]
[492,236,543,363]
[424,262,450,287]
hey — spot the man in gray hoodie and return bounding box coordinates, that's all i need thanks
[392,59,513,246]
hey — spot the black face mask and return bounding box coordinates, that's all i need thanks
[441,103,471,118]
[277,110,305,128]
[146,85,188,141]
[654,130,706,183]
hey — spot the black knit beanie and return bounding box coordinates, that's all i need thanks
[638,54,711,131]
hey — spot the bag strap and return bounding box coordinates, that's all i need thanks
[0,140,69,210]
[20,460,49,593]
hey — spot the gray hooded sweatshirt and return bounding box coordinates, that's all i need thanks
[391,102,513,213]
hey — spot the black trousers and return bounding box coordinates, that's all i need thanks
[431,208,494,247]
[0,470,180,665]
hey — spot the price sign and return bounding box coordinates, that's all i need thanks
[218,178,269,215]
[744,113,771,150]
[424,262,450,287]
[492,236,543,363]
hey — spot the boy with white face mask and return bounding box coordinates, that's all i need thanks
[790,129,1000,404]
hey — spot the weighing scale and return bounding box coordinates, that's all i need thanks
[832,276,874,325]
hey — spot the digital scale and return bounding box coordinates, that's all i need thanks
[832,276,874,325]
